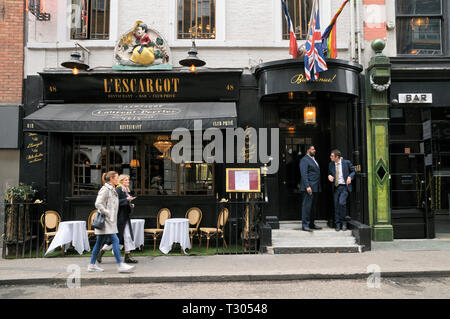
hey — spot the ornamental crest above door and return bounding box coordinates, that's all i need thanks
[113,20,172,70]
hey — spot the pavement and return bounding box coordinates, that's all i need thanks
[0,239,450,286]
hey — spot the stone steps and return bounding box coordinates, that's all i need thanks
[266,220,362,254]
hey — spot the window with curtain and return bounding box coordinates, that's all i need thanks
[71,0,110,40]
[396,0,443,55]
[282,0,314,40]
[72,135,214,196]
[177,0,216,39]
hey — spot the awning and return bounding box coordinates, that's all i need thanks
[23,102,237,133]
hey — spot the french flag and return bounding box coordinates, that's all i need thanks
[282,0,298,59]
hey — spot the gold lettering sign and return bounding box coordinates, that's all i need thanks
[25,133,44,164]
[104,77,180,99]
[290,73,337,84]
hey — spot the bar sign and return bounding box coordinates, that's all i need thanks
[398,93,432,104]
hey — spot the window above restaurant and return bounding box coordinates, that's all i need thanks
[396,0,449,56]
[281,0,314,40]
[70,0,111,40]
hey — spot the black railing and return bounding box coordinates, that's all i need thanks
[2,203,46,259]
[214,193,267,254]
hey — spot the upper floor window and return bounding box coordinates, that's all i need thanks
[396,0,443,55]
[282,0,314,40]
[177,0,216,39]
[71,0,110,40]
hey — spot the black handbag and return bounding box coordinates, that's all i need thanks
[91,210,106,230]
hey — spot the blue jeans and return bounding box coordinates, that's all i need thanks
[90,234,122,264]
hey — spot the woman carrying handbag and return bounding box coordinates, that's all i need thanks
[97,174,138,264]
[88,171,135,273]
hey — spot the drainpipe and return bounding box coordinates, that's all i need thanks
[350,0,356,61]
[356,0,362,64]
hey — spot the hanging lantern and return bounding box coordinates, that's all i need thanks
[130,159,140,168]
[304,103,316,125]
[153,137,173,160]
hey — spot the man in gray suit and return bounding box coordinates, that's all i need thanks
[299,145,322,232]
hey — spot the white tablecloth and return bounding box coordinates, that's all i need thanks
[159,218,191,254]
[130,219,145,250]
[45,221,90,256]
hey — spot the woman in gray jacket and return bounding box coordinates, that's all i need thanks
[88,171,135,273]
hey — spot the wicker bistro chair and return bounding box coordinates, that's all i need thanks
[40,210,61,252]
[144,208,171,251]
[86,209,98,239]
[199,208,229,250]
[185,207,203,247]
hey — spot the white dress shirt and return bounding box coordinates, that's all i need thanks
[336,158,345,185]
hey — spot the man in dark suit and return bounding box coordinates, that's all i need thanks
[328,149,355,231]
[299,145,322,232]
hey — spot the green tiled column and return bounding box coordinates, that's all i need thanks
[365,39,394,241]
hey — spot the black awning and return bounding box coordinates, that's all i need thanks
[23,102,237,133]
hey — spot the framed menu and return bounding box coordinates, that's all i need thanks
[226,168,261,192]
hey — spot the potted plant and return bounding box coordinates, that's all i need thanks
[3,184,38,255]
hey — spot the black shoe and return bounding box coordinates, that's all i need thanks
[302,227,313,232]
[335,225,341,232]
[125,254,138,264]
[310,225,322,230]
[97,249,105,263]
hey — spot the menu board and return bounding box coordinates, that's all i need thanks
[226,168,261,193]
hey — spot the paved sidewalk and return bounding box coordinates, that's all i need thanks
[1,240,450,286]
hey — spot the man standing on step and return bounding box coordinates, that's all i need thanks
[299,145,322,232]
[328,149,355,232]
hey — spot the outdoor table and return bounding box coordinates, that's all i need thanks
[159,218,191,254]
[130,219,145,250]
[45,221,90,256]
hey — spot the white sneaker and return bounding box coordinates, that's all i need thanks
[87,264,104,272]
[117,263,135,273]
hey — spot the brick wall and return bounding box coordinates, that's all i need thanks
[0,0,24,104]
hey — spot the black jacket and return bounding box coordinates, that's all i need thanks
[115,186,134,244]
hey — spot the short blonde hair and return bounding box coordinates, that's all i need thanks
[118,174,130,184]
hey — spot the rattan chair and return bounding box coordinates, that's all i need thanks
[144,208,171,251]
[199,208,229,250]
[185,207,203,247]
[40,210,61,252]
[86,209,98,239]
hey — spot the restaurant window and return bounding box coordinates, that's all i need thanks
[71,0,110,40]
[396,0,444,55]
[282,0,314,40]
[72,135,214,196]
[177,0,216,39]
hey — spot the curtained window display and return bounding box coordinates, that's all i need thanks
[72,135,214,196]
[71,0,111,40]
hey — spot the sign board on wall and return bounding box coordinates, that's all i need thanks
[398,93,432,104]
[226,168,261,193]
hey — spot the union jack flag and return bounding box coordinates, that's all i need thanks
[304,1,328,81]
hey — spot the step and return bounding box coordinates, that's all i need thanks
[272,230,354,238]
[266,245,362,254]
[272,237,356,245]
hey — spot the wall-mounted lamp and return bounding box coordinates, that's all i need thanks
[304,103,316,125]
[130,159,140,168]
[61,42,90,75]
[179,41,206,72]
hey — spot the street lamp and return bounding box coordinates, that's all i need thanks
[179,41,206,72]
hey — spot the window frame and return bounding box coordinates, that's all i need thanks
[54,0,118,47]
[71,134,215,197]
[168,0,225,46]
[395,0,449,57]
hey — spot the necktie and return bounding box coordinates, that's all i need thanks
[335,163,339,187]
